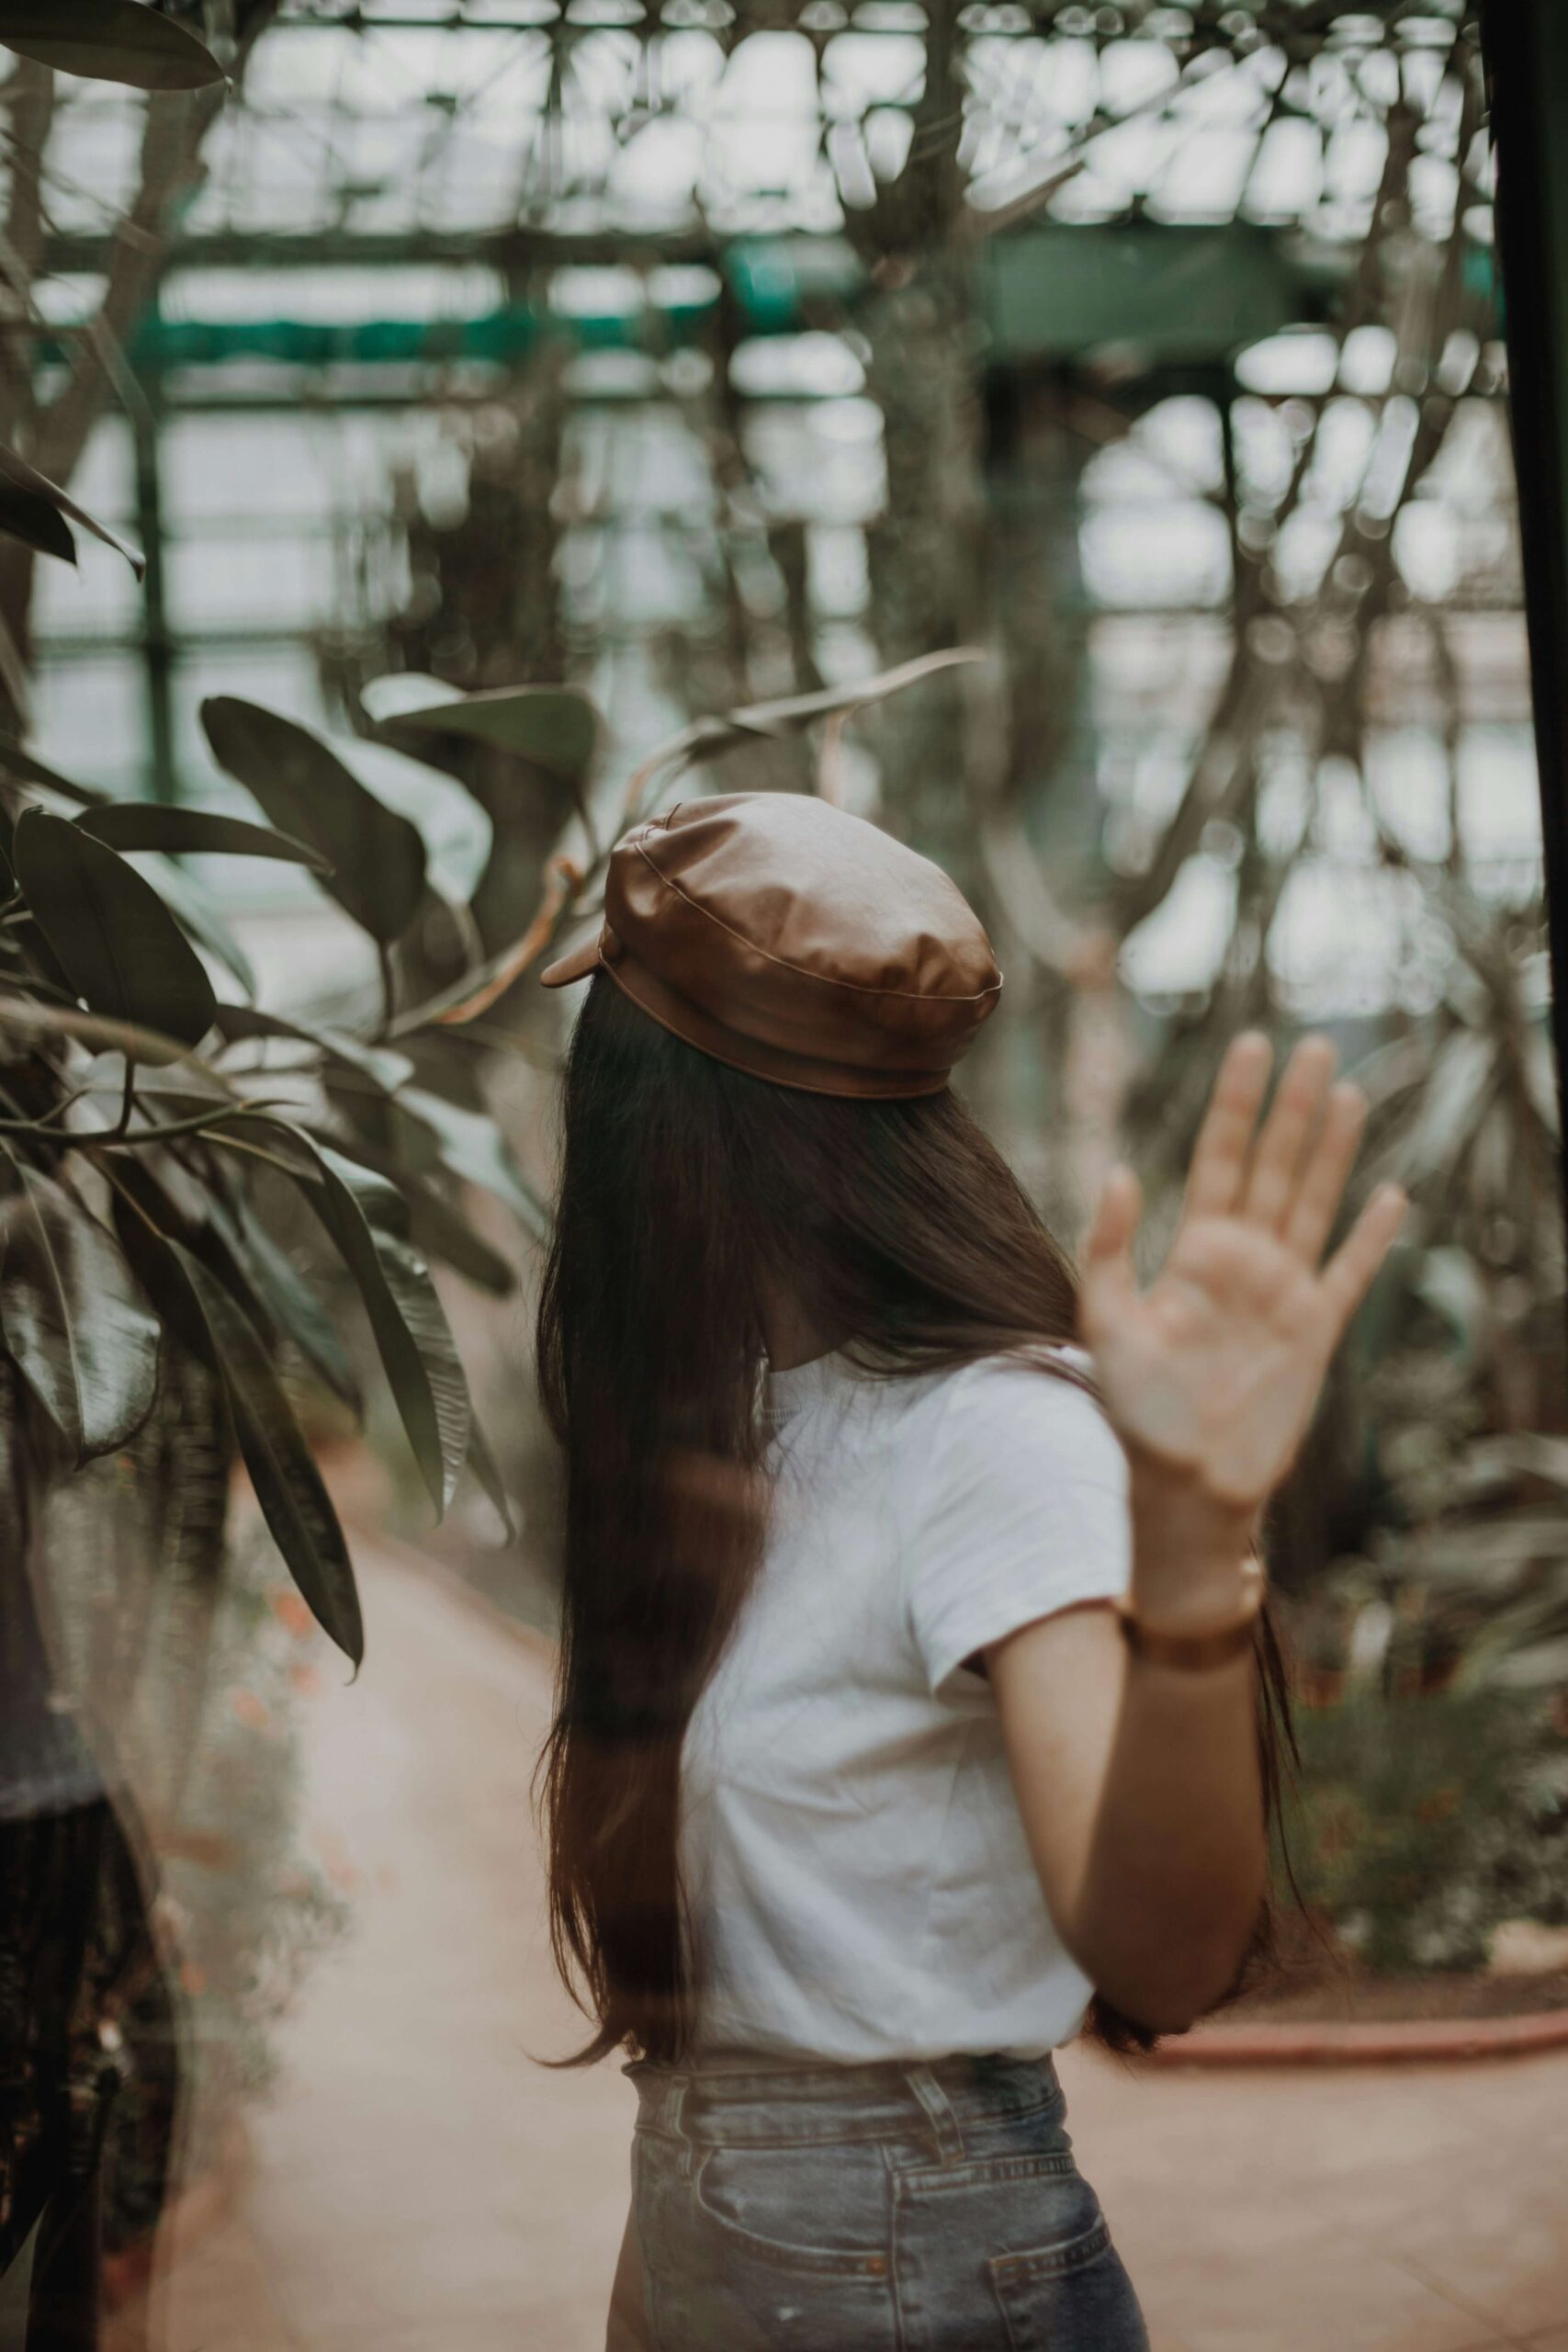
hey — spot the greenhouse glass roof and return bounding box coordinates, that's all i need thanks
[38,2,1476,256]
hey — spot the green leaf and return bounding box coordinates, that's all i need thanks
[199,698,426,946]
[0,733,106,808]
[78,804,332,870]
[392,1085,547,1238]
[114,1207,362,1665]
[287,1123,518,1295]
[0,733,106,806]
[12,810,217,1056]
[183,1250,362,1667]
[377,1228,470,1510]
[213,1002,414,1093]
[0,1165,159,1461]
[286,1132,469,1518]
[0,478,74,567]
[631,649,988,805]
[696,648,987,742]
[0,991,225,1071]
[132,851,257,1000]
[0,439,145,574]
[465,1411,516,1543]
[0,1,226,89]
[204,1191,363,1417]
[379,681,599,791]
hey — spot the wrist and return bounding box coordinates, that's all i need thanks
[1128,1442,1255,1559]
[1127,1549,1263,1639]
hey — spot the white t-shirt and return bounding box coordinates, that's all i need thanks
[680,1343,1134,2066]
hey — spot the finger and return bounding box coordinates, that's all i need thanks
[1319,1183,1408,1333]
[1241,1035,1337,1231]
[1078,1162,1142,1340]
[1281,1080,1367,1266]
[1179,1032,1273,1231]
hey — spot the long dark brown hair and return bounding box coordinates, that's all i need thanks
[536,972,1296,2064]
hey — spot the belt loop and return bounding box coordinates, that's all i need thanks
[665,2075,695,2181]
[905,2064,964,2165]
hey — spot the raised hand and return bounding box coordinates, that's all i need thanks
[1078,1034,1406,1561]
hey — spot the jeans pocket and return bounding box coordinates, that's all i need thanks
[987,2215,1150,2352]
[693,2146,891,2280]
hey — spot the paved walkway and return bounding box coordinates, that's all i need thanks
[145,1541,1568,2352]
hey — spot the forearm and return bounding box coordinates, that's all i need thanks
[1067,1605,1266,2032]
[990,1521,1269,2034]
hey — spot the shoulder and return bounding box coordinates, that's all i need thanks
[896,1345,1128,1500]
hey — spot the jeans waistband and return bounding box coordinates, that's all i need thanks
[626,2051,1062,2151]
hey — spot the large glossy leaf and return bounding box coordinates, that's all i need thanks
[0,1,226,89]
[710,649,988,740]
[287,1132,469,1517]
[288,1123,517,1295]
[115,1209,362,1666]
[0,992,226,1071]
[0,1165,159,1461]
[626,649,987,814]
[78,804,332,870]
[205,1191,363,1416]
[336,737,492,905]
[199,698,426,945]
[0,440,145,574]
[466,1412,516,1543]
[131,851,257,1000]
[392,1085,547,1237]
[376,1228,470,1511]
[213,1002,413,1093]
[12,809,217,1056]
[380,681,599,791]
[185,1250,362,1667]
[0,733,106,806]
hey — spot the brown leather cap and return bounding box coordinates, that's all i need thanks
[539,793,1002,1098]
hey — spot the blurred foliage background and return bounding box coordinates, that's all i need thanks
[2,0,1565,2189]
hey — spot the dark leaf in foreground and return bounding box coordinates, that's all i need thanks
[132,852,258,1000]
[393,1085,548,1238]
[0,1,226,90]
[116,1207,362,1666]
[79,804,332,870]
[0,439,145,573]
[0,733,107,806]
[0,1165,159,1460]
[466,1412,516,1543]
[287,1133,469,1518]
[13,810,217,1056]
[200,698,426,946]
[381,681,599,793]
[204,1191,365,1417]
[214,1002,413,1093]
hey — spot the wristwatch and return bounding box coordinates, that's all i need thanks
[1113,1556,1269,1671]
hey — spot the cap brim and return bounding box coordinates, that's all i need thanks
[538,930,604,988]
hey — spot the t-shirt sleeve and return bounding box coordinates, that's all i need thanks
[901,1355,1133,1697]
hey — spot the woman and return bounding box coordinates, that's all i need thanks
[535,792,1404,2350]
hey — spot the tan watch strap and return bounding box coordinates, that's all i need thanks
[1114,1559,1268,1672]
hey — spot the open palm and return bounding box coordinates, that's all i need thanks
[1079,1034,1407,1524]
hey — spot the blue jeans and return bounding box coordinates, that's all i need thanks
[626,2052,1149,2350]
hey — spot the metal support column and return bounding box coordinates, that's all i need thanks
[131,388,175,803]
[1483,0,1568,1190]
